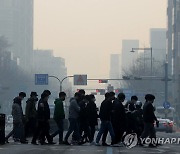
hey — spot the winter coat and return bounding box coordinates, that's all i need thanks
[111,99,127,125]
[69,98,80,119]
[37,98,50,121]
[143,102,157,123]
[11,97,23,124]
[53,98,65,121]
[86,101,98,126]
[25,98,37,120]
[99,99,113,121]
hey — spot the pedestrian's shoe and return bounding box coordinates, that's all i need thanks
[31,141,39,145]
[39,141,48,145]
[5,139,9,143]
[95,142,101,146]
[148,143,157,148]
[14,138,20,142]
[102,142,109,146]
[78,141,85,145]
[59,141,64,145]
[48,141,56,145]
[63,140,71,145]
[20,140,28,144]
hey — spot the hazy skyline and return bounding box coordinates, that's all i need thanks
[34,0,167,79]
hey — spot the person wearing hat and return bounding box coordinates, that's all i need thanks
[140,94,159,147]
[25,92,38,138]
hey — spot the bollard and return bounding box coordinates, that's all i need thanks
[0,113,5,145]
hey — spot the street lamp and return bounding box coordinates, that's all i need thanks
[130,47,153,76]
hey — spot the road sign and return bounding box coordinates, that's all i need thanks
[74,75,87,85]
[99,79,108,83]
[163,101,171,109]
[35,74,48,85]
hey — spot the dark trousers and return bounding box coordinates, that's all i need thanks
[141,122,156,142]
[32,120,52,143]
[80,121,92,142]
[5,130,14,140]
[64,118,80,141]
[51,119,64,142]
[13,122,25,141]
[25,118,37,138]
[89,124,96,142]
[102,129,108,143]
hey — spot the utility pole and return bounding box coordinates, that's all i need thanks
[165,61,168,102]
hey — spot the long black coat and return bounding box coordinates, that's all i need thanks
[37,98,50,121]
[86,101,98,126]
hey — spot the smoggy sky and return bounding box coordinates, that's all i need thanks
[34,0,167,79]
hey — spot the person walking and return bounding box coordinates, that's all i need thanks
[111,93,127,144]
[25,92,38,138]
[11,92,27,144]
[51,92,66,144]
[31,92,55,145]
[64,92,83,145]
[96,92,115,146]
[86,94,98,143]
[140,94,159,147]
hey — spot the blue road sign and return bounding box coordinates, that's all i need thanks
[163,101,171,109]
[35,74,48,85]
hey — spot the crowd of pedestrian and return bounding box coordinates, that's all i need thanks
[5,89,159,148]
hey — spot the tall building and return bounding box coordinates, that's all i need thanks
[150,28,167,62]
[32,49,68,95]
[109,54,120,87]
[0,0,33,71]
[121,40,139,75]
[167,0,180,123]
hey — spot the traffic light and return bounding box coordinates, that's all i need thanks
[99,79,108,83]
[115,88,123,94]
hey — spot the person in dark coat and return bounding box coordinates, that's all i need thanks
[25,92,38,138]
[96,92,115,146]
[31,92,55,145]
[111,93,127,144]
[86,94,98,143]
[79,95,91,143]
[132,101,144,142]
[140,94,159,147]
[125,95,138,134]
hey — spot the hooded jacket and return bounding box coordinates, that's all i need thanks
[11,97,23,124]
[69,98,80,119]
[53,98,65,121]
